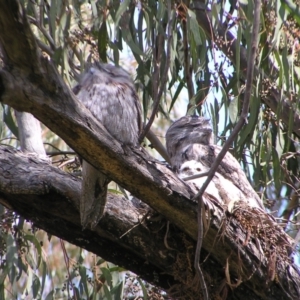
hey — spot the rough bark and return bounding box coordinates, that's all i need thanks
[0,1,299,299]
[0,146,299,299]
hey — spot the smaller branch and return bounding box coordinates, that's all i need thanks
[182,171,209,181]
[58,158,76,168]
[47,151,76,157]
[36,38,54,56]
[205,10,217,67]
[182,7,195,107]
[192,0,261,214]
[192,0,262,294]
[139,32,160,141]
[60,239,77,300]
[27,15,55,50]
[194,195,208,300]
[139,1,173,142]
[39,0,44,28]
[145,129,171,164]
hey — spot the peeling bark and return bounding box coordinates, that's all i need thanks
[0,146,298,299]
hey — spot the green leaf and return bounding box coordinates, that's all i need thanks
[32,274,40,298]
[270,0,286,50]
[40,260,47,297]
[107,188,124,195]
[0,283,4,300]
[0,266,8,284]
[24,234,42,269]
[236,25,241,86]
[45,290,54,300]
[187,9,202,46]
[90,0,98,18]
[16,256,27,281]
[272,147,281,192]
[281,0,300,25]
[281,38,290,92]
[156,0,166,22]
[137,277,148,300]
[102,284,112,300]
[189,32,198,73]
[122,29,144,57]
[98,21,108,62]
[6,235,17,272]
[143,7,151,44]
[3,106,19,139]
[137,10,144,51]
[79,266,89,298]
[169,81,184,113]
[24,266,33,298]
[96,258,106,266]
[229,97,238,123]
[110,280,123,298]
[0,104,3,138]
[100,267,112,288]
[49,0,58,37]
[107,266,126,272]
[115,0,131,25]
[73,286,81,300]
[17,217,25,230]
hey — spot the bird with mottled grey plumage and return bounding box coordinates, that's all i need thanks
[73,63,142,229]
[166,115,264,210]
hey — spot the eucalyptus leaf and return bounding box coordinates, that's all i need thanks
[100,267,112,289]
[32,274,40,298]
[229,97,238,123]
[24,235,42,269]
[187,9,202,46]
[115,0,131,25]
[79,266,89,297]
[137,277,148,300]
[102,284,112,300]
[3,107,19,139]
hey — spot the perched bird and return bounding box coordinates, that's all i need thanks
[74,63,142,229]
[166,115,264,209]
[178,160,222,204]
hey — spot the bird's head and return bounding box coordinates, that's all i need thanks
[166,115,214,158]
[76,62,134,89]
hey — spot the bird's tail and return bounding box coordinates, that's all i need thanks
[80,160,110,230]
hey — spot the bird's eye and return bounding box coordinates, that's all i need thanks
[196,168,201,172]
[182,167,189,172]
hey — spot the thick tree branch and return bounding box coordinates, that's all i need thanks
[0,147,181,292]
[0,146,298,299]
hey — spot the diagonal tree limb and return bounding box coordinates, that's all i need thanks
[192,0,262,294]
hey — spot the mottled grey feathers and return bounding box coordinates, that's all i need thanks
[75,63,142,229]
[166,115,264,209]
